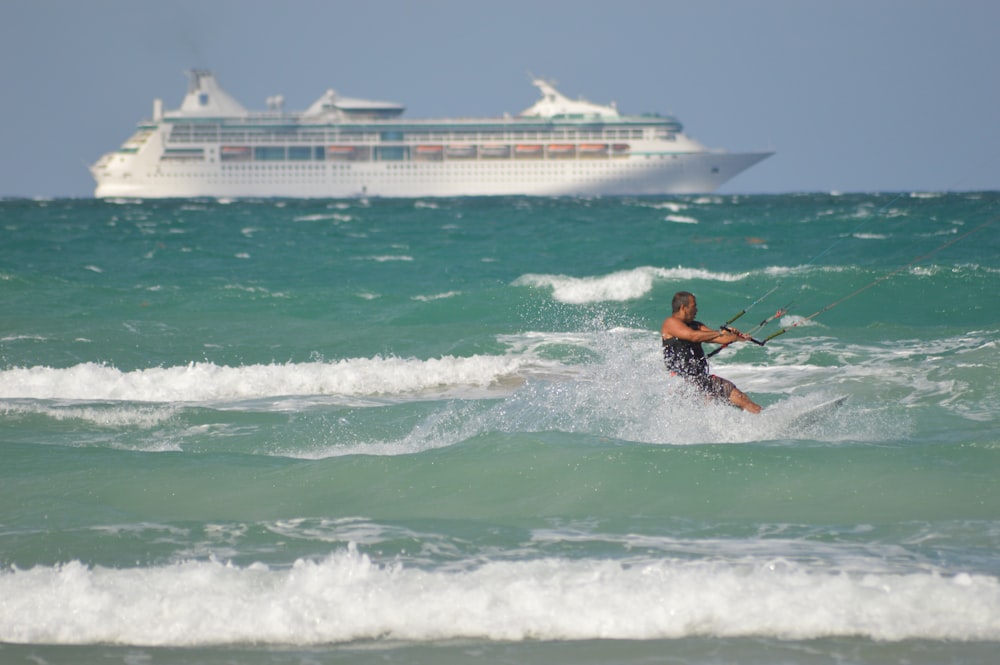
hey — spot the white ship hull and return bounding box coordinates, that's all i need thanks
[91,72,772,199]
[94,151,771,199]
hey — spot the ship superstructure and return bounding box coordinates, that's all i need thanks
[91,70,772,198]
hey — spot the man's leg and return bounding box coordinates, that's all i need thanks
[728,386,762,413]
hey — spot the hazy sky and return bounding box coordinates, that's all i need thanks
[2,0,997,197]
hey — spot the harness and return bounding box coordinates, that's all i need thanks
[661,334,709,378]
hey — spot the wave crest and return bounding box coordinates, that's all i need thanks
[0,355,528,404]
[514,266,748,304]
[3,550,998,645]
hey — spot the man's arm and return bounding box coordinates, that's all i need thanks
[661,317,741,344]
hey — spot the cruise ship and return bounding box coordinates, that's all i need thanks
[91,70,772,198]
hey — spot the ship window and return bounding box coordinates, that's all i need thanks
[376,146,408,161]
[288,146,312,161]
[199,94,209,106]
[254,146,286,161]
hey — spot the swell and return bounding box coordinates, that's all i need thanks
[4,433,997,535]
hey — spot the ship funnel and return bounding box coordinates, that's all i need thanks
[178,70,248,117]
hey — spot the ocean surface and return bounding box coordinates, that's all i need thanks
[1,192,998,665]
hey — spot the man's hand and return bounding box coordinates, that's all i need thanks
[722,325,753,342]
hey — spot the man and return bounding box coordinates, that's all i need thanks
[661,291,762,413]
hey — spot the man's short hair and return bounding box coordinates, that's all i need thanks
[672,291,694,313]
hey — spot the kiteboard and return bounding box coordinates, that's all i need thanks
[795,396,848,426]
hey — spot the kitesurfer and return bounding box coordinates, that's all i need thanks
[661,291,762,413]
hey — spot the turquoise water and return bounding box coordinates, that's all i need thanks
[1,193,999,664]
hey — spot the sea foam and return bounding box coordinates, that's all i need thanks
[0,355,529,404]
[2,548,997,646]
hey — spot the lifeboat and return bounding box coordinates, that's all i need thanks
[547,144,576,157]
[220,145,252,161]
[514,144,543,158]
[480,144,511,159]
[327,145,359,161]
[445,145,477,159]
[578,143,609,157]
[415,145,444,161]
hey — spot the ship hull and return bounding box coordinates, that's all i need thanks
[93,150,772,199]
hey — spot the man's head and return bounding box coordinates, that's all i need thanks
[672,291,698,320]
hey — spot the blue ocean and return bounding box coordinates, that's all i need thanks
[1,193,998,664]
